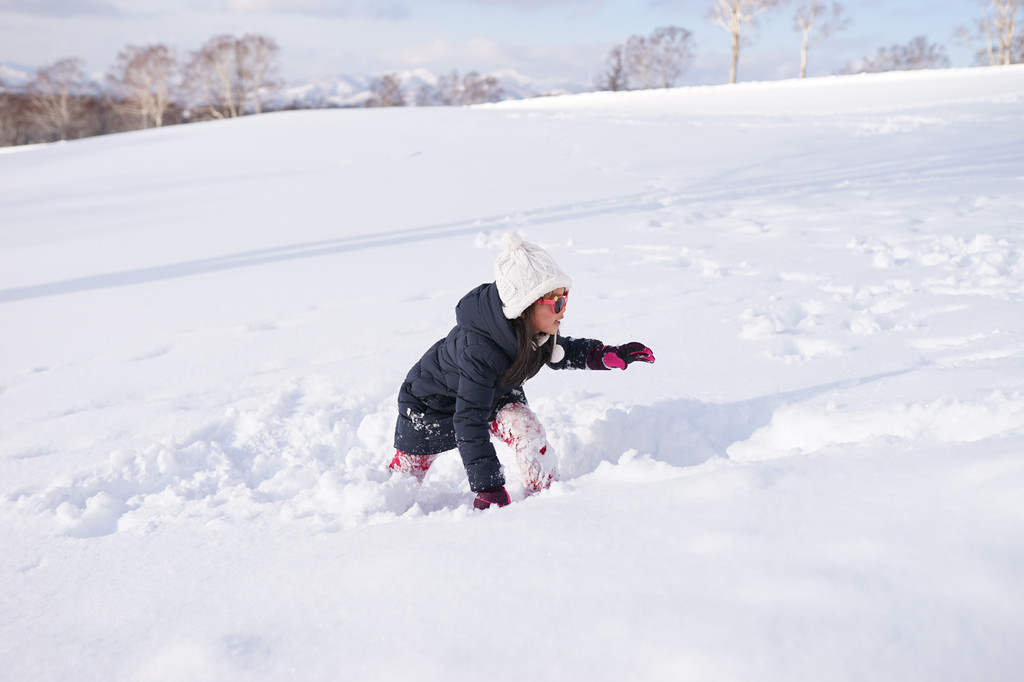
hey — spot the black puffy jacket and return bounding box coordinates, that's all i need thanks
[395,282,601,491]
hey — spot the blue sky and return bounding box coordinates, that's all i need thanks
[0,0,987,87]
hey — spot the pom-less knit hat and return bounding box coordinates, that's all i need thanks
[493,232,573,319]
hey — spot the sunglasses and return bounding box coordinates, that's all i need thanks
[536,292,569,314]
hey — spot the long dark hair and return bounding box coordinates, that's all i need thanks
[502,316,550,386]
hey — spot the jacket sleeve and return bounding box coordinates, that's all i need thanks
[549,335,606,371]
[453,343,506,492]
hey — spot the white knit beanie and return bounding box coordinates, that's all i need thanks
[493,232,573,319]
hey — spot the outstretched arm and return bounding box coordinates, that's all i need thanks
[550,336,656,370]
[586,342,656,370]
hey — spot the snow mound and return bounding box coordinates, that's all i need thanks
[11,388,407,535]
[729,392,1024,462]
[13,386,771,536]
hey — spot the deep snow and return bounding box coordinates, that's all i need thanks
[2,66,1024,681]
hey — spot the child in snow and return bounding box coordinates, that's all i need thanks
[390,232,656,509]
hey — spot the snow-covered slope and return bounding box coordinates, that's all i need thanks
[2,66,1024,681]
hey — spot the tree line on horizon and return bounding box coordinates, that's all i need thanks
[597,0,1023,90]
[0,34,284,147]
[0,33,508,147]
[1,0,1022,148]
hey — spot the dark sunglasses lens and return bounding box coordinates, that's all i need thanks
[553,296,566,313]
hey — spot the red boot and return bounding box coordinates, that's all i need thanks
[389,450,438,482]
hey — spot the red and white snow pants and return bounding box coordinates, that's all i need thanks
[389,401,558,493]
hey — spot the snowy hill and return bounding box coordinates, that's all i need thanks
[2,66,1024,681]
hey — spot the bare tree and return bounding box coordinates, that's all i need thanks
[898,36,953,69]
[414,83,435,106]
[461,71,503,104]
[434,69,461,105]
[955,0,1022,65]
[366,73,405,107]
[598,27,694,92]
[841,36,951,74]
[651,26,696,88]
[3,58,166,146]
[27,57,89,141]
[236,33,280,115]
[108,44,178,128]
[794,1,850,78]
[707,0,780,84]
[185,33,280,119]
[186,34,242,118]
[596,44,630,91]
[0,73,21,146]
[624,35,656,89]
[417,70,503,105]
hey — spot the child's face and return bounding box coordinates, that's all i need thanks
[527,287,567,336]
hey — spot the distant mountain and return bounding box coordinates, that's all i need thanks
[487,67,590,100]
[0,62,32,87]
[273,67,589,108]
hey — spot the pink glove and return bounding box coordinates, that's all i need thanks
[599,342,656,370]
[474,486,511,510]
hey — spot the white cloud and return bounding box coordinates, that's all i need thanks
[433,0,606,19]
[0,0,121,16]
[222,0,407,18]
[377,37,504,67]
[464,37,504,61]
[439,0,598,8]
[226,0,348,11]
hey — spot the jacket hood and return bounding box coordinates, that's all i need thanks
[455,283,519,360]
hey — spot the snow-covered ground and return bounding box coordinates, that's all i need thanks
[2,66,1024,681]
